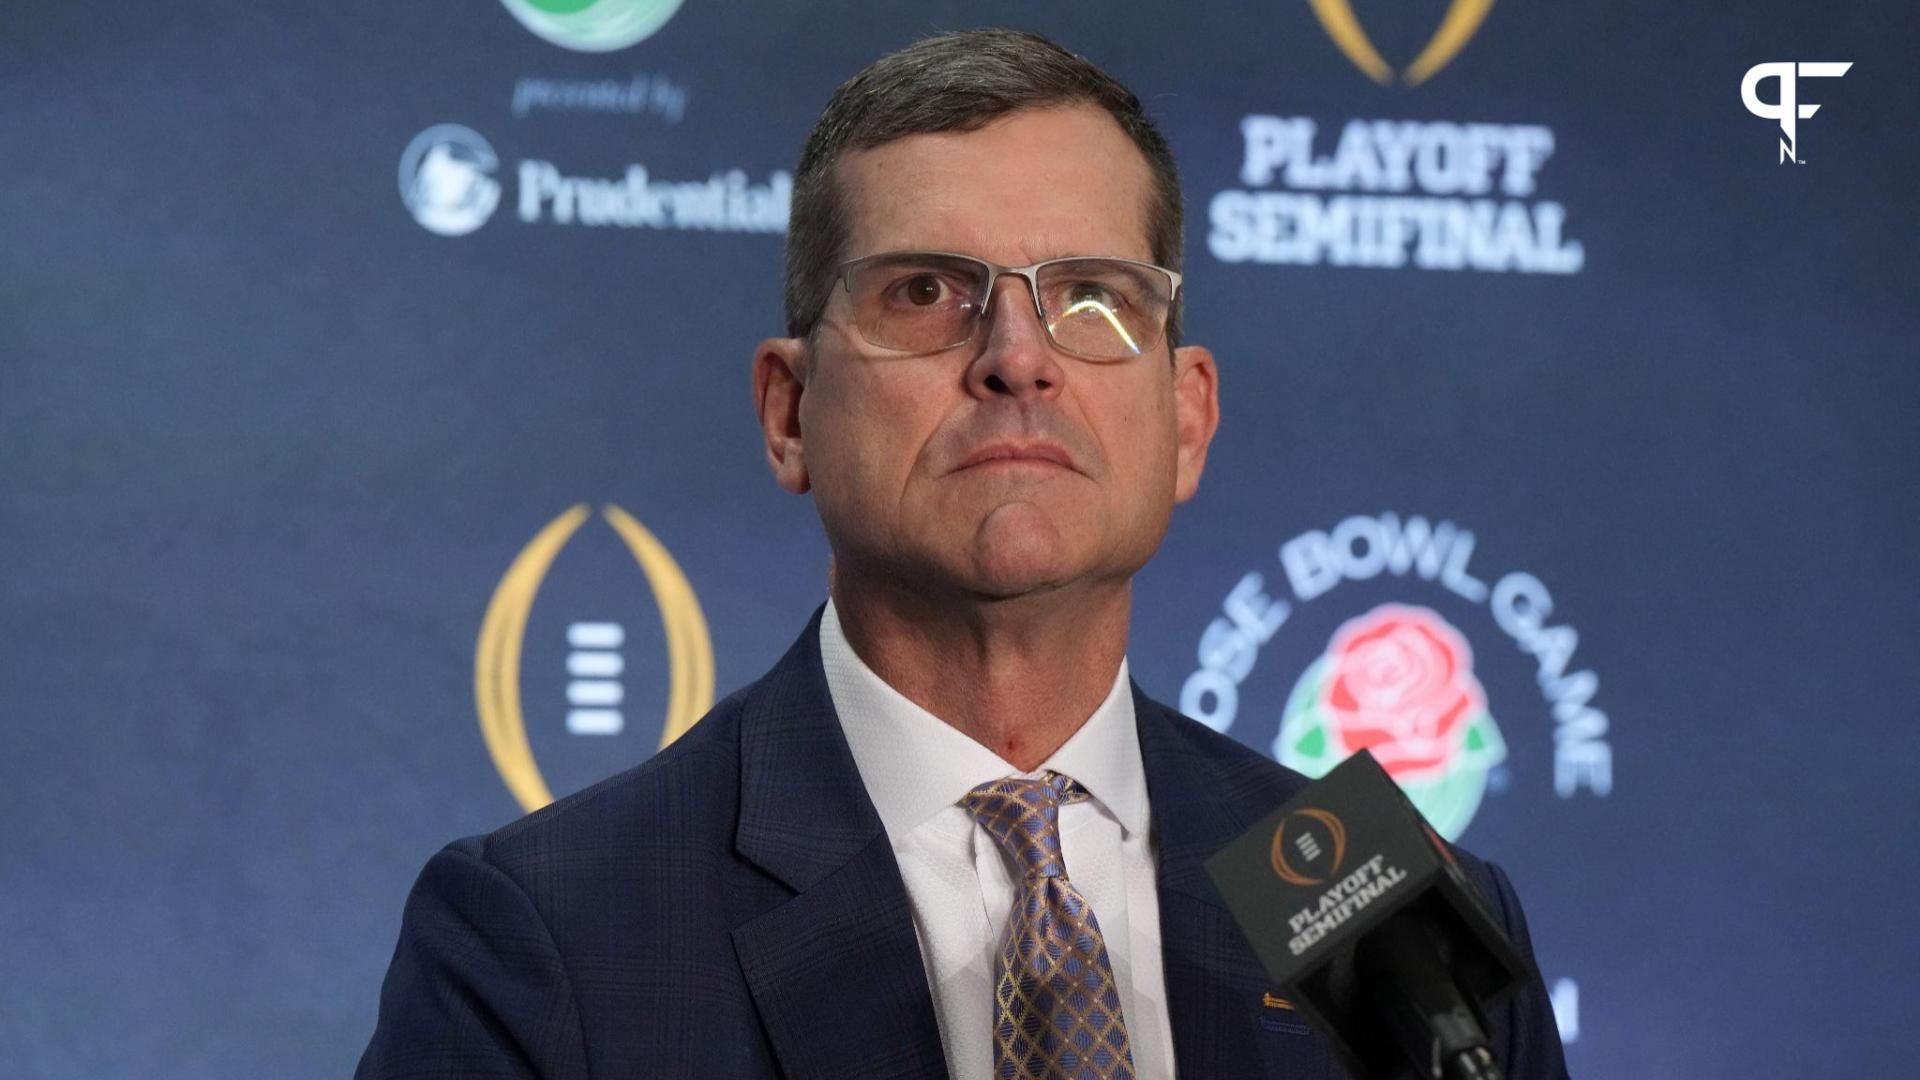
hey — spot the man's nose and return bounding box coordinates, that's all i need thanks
[965,273,1066,401]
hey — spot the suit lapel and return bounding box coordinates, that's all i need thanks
[1136,687,1344,1079]
[723,618,1339,1079]
[729,611,950,1080]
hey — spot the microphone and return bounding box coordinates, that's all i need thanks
[1205,751,1528,1080]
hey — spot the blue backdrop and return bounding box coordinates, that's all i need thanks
[5,2,1916,1077]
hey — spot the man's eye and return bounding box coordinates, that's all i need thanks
[904,275,945,305]
[1067,282,1122,310]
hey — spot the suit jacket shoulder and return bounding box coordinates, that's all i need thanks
[358,616,942,1079]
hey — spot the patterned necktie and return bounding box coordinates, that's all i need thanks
[962,771,1137,1080]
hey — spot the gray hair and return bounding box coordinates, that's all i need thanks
[782,28,1184,345]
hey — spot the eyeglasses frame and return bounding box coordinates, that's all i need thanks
[827,250,1184,361]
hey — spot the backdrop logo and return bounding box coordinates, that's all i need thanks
[1181,512,1614,840]
[400,124,501,237]
[475,504,713,812]
[1210,115,1583,273]
[1277,605,1507,840]
[396,125,790,237]
[1308,0,1494,86]
[1741,62,1852,163]
[1271,807,1349,886]
[500,0,684,52]
[1192,516,1597,1036]
[1214,4,1584,273]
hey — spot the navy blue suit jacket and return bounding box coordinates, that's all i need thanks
[359,610,1570,1078]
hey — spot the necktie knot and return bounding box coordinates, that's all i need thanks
[961,771,1088,879]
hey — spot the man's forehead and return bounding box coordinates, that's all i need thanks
[832,104,1157,265]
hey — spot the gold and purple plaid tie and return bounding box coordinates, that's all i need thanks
[962,772,1136,1080]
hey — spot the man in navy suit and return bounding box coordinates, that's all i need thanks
[359,28,1570,1079]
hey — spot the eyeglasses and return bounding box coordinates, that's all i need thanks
[830,251,1182,361]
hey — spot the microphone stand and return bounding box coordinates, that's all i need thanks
[1356,913,1507,1080]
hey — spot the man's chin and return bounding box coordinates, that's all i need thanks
[958,540,1087,601]
[964,570,1069,602]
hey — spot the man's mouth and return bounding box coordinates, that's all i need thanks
[953,441,1078,472]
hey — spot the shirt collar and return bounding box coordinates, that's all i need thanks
[819,598,1149,840]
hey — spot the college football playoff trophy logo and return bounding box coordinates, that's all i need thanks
[475,504,713,812]
[1307,0,1494,85]
[1270,807,1349,887]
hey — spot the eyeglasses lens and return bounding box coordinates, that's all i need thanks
[845,255,1171,360]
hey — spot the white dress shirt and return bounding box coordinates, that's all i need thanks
[819,599,1177,1080]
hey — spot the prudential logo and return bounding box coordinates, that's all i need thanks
[1742,62,1852,163]
[500,0,685,52]
[399,125,501,236]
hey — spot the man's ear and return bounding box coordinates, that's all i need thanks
[753,337,811,494]
[1170,343,1220,504]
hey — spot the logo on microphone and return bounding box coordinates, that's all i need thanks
[1271,807,1349,886]
[1741,62,1853,163]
